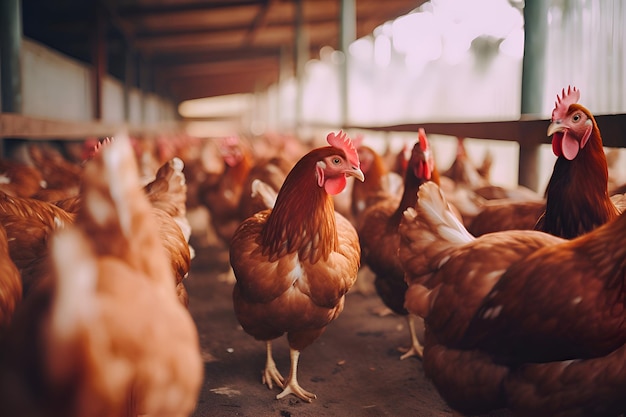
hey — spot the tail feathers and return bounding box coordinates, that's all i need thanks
[415,182,475,245]
[251,178,278,210]
[145,157,191,242]
[399,182,474,282]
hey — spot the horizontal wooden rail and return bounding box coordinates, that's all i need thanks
[2,112,625,148]
[0,113,182,140]
[337,113,626,149]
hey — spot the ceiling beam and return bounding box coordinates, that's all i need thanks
[118,0,262,18]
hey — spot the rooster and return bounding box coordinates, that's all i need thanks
[229,131,364,402]
[358,128,438,360]
[400,181,626,416]
[0,134,203,417]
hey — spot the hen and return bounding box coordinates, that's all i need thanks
[0,192,75,295]
[0,223,21,330]
[237,155,292,221]
[401,181,626,416]
[198,135,254,245]
[0,134,203,417]
[351,144,403,228]
[358,128,438,360]
[27,143,83,203]
[536,86,624,237]
[470,86,624,238]
[0,158,45,198]
[229,131,363,402]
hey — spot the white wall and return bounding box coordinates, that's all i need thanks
[22,39,93,121]
[20,38,176,126]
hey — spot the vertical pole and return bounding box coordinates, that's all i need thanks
[278,45,291,130]
[293,0,307,132]
[124,43,134,123]
[339,0,356,127]
[92,4,106,120]
[0,0,23,157]
[519,0,549,192]
[138,56,153,124]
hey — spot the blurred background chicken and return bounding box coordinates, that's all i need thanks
[0,223,21,331]
[197,135,254,247]
[358,129,440,360]
[229,131,363,402]
[0,133,203,417]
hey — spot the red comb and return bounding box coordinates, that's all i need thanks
[417,128,429,151]
[86,137,114,159]
[551,86,580,121]
[327,130,360,167]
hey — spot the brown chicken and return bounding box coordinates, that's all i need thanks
[198,135,254,245]
[468,198,546,236]
[0,158,45,198]
[470,86,625,238]
[536,86,624,237]
[350,144,403,228]
[358,128,438,360]
[237,155,292,220]
[0,192,75,294]
[401,181,626,416]
[229,131,363,402]
[0,134,203,417]
[0,223,21,330]
[441,137,490,190]
[27,143,83,202]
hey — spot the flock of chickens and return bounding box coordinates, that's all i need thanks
[0,85,625,417]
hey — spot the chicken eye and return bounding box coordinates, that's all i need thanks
[332,157,341,164]
[572,114,581,122]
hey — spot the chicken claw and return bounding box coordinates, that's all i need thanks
[262,341,284,389]
[275,348,317,402]
[399,314,424,360]
[276,381,317,403]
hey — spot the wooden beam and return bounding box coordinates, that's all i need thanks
[334,114,626,149]
[0,113,183,139]
[243,0,272,46]
[91,4,107,120]
[118,0,261,18]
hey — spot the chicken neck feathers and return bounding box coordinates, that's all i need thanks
[261,148,341,263]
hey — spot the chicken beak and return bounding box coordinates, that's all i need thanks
[547,121,565,137]
[348,166,365,182]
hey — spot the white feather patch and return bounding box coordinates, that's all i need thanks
[50,229,98,339]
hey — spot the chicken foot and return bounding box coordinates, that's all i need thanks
[276,348,317,402]
[262,341,284,389]
[399,314,424,360]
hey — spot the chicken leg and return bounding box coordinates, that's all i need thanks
[399,314,424,360]
[262,341,284,389]
[276,348,317,402]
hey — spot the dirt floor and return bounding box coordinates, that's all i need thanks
[186,244,513,417]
